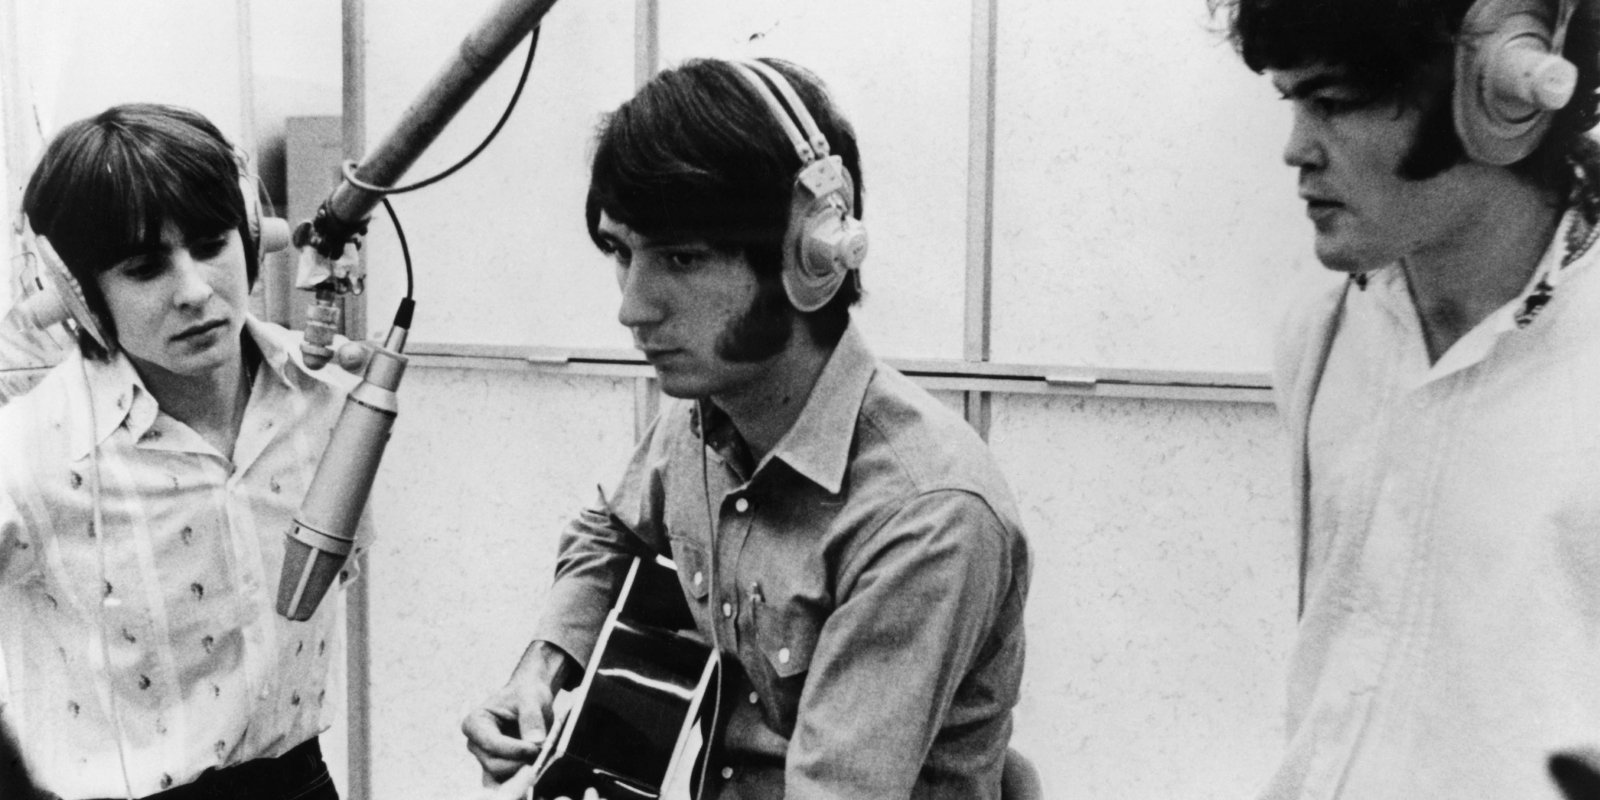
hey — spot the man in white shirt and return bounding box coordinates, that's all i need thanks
[0,104,366,800]
[1213,1,1600,797]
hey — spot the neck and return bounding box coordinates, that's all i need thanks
[1402,174,1562,362]
[711,328,833,463]
[135,335,256,460]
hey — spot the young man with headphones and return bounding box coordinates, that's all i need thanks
[0,104,366,799]
[461,58,1030,798]
[1215,0,1600,797]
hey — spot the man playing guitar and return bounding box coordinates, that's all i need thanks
[461,56,1030,799]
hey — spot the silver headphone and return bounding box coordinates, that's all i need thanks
[1454,0,1583,164]
[729,59,868,313]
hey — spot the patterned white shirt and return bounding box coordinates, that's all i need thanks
[0,317,368,799]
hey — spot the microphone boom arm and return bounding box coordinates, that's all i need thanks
[295,0,560,368]
[308,0,560,258]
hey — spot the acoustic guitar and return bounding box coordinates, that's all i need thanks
[526,554,723,800]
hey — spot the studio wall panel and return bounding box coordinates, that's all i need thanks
[988,392,1297,798]
[365,367,636,800]
[360,0,637,350]
[991,0,1325,372]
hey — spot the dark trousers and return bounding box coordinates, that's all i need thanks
[87,737,338,800]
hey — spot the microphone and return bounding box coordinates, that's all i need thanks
[276,298,413,621]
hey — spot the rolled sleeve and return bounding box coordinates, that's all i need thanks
[530,497,640,669]
[530,415,676,669]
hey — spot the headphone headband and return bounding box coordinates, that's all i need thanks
[730,61,818,164]
[738,60,832,160]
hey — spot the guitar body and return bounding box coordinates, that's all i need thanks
[530,555,722,800]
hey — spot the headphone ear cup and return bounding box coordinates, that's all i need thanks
[234,151,291,262]
[782,157,868,313]
[21,221,113,352]
[1454,0,1581,165]
[800,212,868,281]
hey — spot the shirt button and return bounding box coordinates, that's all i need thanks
[734,498,750,513]
[748,691,759,705]
[693,571,704,587]
[721,767,734,780]
[721,602,733,618]
[778,647,791,664]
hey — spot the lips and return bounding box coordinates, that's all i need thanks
[1298,189,1344,224]
[173,319,226,341]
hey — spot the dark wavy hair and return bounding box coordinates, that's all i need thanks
[585,57,864,355]
[1212,0,1600,190]
[22,103,256,359]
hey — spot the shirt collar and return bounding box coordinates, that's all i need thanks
[1365,209,1587,385]
[245,315,301,389]
[69,315,297,459]
[765,322,877,494]
[690,323,877,494]
[71,349,151,460]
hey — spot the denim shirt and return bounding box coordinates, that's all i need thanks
[535,323,1030,799]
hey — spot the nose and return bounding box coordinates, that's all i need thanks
[170,250,214,309]
[616,259,665,331]
[1282,106,1326,171]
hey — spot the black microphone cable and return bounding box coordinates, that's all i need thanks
[340,26,541,196]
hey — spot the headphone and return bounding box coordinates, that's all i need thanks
[10,150,290,354]
[728,59,868,313]
[1454,0,1583,164]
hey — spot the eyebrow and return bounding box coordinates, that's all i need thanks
[596,227,708,250]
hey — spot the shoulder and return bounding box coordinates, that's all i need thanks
[0,357,81,490]
[0,356,78,436]
[850,364,1023,535]
[1272,271,1349,409]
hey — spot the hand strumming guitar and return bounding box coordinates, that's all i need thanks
[461,641,576,783]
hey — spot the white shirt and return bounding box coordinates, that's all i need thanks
[0,318,367,799]
[1263,213,1600,799]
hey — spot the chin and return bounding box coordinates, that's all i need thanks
[1314,239,1384,274]
[653,373,712,401]
[172,341,241,377]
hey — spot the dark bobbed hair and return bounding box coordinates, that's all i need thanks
[585,57,864,349]
[1213,0,1600,191]
[21,103,257,359]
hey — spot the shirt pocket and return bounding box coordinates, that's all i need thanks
[750,600,822,734]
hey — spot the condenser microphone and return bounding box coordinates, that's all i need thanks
[276,299,413,621]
